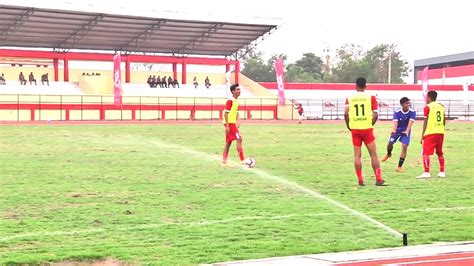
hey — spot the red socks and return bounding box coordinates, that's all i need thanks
[222,151,229,163]
[374,168,383,182]
[438,155,445,172]
[237,147,245,161]
[356,169,363,183]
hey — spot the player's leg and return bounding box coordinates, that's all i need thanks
[222,142,231,165]
[236,137,245,163]
[233,127,245,163]
[353,145,364,186]
[382,134,398,162]
[435,135,445,177]
[381,143,394,162]
[351,132,364,186]
[417,135,434,178]
[366,141,384,185]
[397,135,410,172]
[222,125,235,166]
[397,143,408,171]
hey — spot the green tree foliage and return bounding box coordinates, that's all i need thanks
[329,44,409,83]
[241,44,409,84]
[294,53,324,81]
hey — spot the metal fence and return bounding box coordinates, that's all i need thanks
[293,98,474,121]
[0,94,279,122]
[1,94,473,122]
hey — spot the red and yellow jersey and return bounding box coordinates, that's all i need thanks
[345,92,378,130]
[223,98,239,124]
[424,102,445,136]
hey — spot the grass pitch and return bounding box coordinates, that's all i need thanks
[0,121,473,265]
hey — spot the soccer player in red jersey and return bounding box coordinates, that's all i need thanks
[344,77,385,186]
[222,84,246,166]
[417,90,446,179]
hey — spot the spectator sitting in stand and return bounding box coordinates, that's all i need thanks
[193,76,198,88]
[151,75,157,88]
[205,76,211,89]
[29,72,37,85]
[0,73,6,85]
[173,78,180,88]
[41,73,49,86]
[156,75,162,88]
[19,72,27,85]
[167,76,174,88]
[162,76,168,88]
[147,75,153,87]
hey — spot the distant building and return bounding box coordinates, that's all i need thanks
[414,51,474,85]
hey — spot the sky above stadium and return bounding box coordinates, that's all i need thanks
[5,0,473,81]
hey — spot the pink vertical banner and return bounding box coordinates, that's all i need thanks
[421,66,428,101]
[274,58,286,106]
[113,54,122,106]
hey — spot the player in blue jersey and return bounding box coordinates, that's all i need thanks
[381,97,416,172]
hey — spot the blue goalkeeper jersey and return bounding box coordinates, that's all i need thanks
[393,108,416,134]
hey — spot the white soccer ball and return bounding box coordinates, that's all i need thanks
[245,157,256,168]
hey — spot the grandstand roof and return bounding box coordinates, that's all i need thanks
[414,51,474,68]
[0,3,279,57]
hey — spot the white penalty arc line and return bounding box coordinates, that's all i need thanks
[146,138,403,238]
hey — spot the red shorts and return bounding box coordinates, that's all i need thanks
[351,128,375,147]
[422,134,444,156]
[225,124,241,143]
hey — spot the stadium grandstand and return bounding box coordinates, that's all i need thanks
[0,2,472,122]
[0,2,290,121]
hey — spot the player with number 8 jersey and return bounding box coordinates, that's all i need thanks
[417,90,446,179]
[344,77,385,186]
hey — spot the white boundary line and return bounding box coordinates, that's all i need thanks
[146,137,402,237]
[4,137,473,242]
[1,207,473,242]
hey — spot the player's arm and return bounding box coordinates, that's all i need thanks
[371,96,378,126]
[224,100,232,133]
[404,120,415,136]
[391,111,398,134]
[390,121,397,134]
[402,111,416,135]
[236,111,240,128]
[420,106,429,143]
[442,104,446,126]
[344,99,350,131]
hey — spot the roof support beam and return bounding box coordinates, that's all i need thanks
[56,14,104,50]
[0,8,35,43]
[233,26,278,59]
[120,20,166,53]
[174,23,224,54]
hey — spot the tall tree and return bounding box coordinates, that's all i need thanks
[241,51,273,81]
[329,44,409,83]
[294,53,324,80]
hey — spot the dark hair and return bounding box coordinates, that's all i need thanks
[400,97,410,105]
[356,77,366,88]
[427,91,437,101]
[230,83,239,92]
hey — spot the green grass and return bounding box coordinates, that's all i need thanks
[0,122,473,265]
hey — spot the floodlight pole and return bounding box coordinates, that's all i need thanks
[388,54,392,84]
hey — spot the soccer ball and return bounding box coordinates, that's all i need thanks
[244,157,256,168]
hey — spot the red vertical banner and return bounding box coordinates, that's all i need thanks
[421,66,428,102]
[113,54,122,106]
[274,58,286,106]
